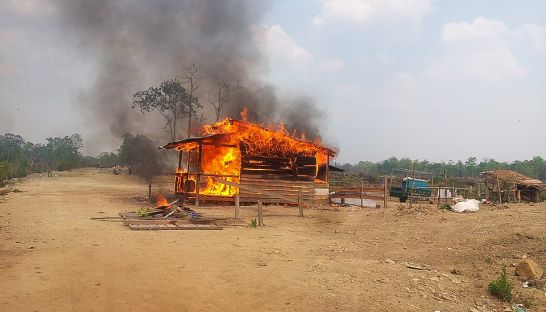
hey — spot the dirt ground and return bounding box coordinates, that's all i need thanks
[1,168,545,312]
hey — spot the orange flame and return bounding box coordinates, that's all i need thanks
[174,109,334,197]
[156,194,169,207]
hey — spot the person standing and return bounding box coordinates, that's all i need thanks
[47,163,53,178]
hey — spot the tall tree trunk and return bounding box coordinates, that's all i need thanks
[188,87,193,138]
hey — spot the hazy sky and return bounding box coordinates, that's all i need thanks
[1,0,545,163]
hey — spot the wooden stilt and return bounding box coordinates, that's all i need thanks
[383,176,388,208]
[196,143,202,206]
[235,195,240,220]
[360,179,364,208]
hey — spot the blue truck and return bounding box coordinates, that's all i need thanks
[389,177,432,202]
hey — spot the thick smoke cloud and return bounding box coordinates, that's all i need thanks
[55,0,323,147]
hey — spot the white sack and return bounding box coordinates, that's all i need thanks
[451,199,480,213]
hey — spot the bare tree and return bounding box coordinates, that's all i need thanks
[180,64,201,137]
[193,112,207,132]
[208,75,241,122]
[132,78,190,141]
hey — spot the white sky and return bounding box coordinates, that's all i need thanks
[1,0,545,163]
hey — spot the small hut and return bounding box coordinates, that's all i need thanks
[481,170,544,203]
[160,118,336,205]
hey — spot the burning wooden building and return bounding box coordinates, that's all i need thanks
[160,114,336,204]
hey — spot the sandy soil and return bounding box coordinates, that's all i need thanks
[1,168,545,312]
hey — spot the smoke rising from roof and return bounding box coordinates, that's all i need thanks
[55,0,323,150]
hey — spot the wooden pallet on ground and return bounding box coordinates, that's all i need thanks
[127,223,223,231]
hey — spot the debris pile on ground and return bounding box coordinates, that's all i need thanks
[92,195,248,231]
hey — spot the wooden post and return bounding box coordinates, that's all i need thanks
[186,151,191,174]
[507,185,511,203]
[175,150,183,193]
[477,183,481,199]
[383,176,388,208]
[430,176,434,203]
[148,180,152,203]
[325,155,330,182]
[496,170,502,204]
[235,195,240,220]
[298,188,304,217]
[360,179,364,208]
[408,162,416,208]
[443,169,448,204]
[195,143,203,206]
[177,150,183,170]
[257,200,264,226]
[516,189,521,203]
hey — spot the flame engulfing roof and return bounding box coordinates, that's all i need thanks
[160,134,232,151]
[159,115,335,197]
[160,118,336,157]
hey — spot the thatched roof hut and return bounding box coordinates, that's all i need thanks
[481,170,544,202]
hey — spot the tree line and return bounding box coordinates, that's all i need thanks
[0,133,89,181]
[0,132,164,184]
[4,131,544,185]
[335,156,546,181]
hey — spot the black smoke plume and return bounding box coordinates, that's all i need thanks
[55,0,323,149]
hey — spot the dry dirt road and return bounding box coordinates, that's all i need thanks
[1,168,545,312]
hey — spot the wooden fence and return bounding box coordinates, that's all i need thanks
[330,177,389,208]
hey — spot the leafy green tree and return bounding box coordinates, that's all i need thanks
[132,78,201,141]
[96,152,119,167]
[45,134,84,171]
[0,133,86,179]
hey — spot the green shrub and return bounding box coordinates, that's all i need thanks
[249,218,257,228]
[439,203,451,210]
[488,267,512,302]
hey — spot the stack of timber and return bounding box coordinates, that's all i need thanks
[238,175,315,204]
[115,210,231,231]
[128,223,223,231]
[241,155,316,179]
